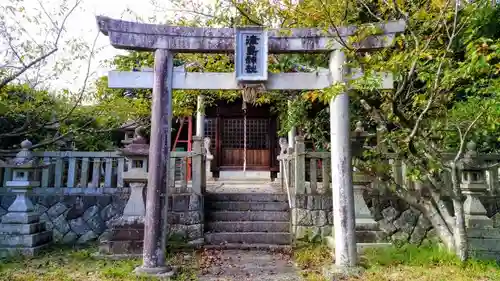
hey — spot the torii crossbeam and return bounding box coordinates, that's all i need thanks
[108,67,394,90]
[97,16,405,53]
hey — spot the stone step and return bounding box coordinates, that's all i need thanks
[0,222,46,235]
[203,243,292,251]
[197,249,299,281]
[218,171,271,180]
[0,243,51,258]
[206,201,289,212]
[326,236,391,253]
[206,211,290,222]
[356,230,386,243]
[199,272,300,281]
[207,221,290,233]
[205,232,291,245]
[110,228,144,241]
[205,193,288,203]
[213,179,272,184]
[357,242,392,253]
[201,264,297,277]
[0,230,52,247]
[99,240,143,255]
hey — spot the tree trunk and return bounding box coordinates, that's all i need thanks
[421,201,456,251]
[451,165,468,261]
[394,185,455,251]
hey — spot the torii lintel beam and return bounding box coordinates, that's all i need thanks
[107,69,393,90]
[96,16,406,53]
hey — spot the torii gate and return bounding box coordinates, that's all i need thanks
[96,16,405,277]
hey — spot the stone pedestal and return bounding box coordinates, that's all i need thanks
[462,182,492,229]
[353,172,377,230]
[97,128,148,258]
[0,140,52,257]
[98,216,145,257]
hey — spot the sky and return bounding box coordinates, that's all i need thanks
[19,0,213,92]
[55,0,172,91]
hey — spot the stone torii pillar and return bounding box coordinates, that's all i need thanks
[96,16,405,275]
[138,49,174,277]
[329,50,357,267]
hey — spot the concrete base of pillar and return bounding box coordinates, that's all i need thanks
[134,265,176,279]
[322,264,364,279]
[356,218,379,230]
[325,236,391,255]
[92,252,142,260]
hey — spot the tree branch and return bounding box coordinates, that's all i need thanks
[0,30,99,140]
[230,0,263,26]
[407,0,459,146]
[0,0,81,90]
[317,0,352,51]
[0,119,94,153]
[0,48,57,90]
[453,108,488,163]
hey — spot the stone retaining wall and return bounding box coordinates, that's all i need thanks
[167,193,204,245]
[292,193,500,247]
[0,189,204,245]
[292,195,333,239]
[292,193,436,245]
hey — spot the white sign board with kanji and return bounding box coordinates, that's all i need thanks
[235,27,268,82]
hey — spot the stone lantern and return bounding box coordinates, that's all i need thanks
[458,141,492,229]
[120,126,148,218]
[120,120,140,145]
[0,140,52,257]
[351,122,378,230]
[97,127,149,258]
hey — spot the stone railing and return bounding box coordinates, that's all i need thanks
[278,126,500,258]
[0,145,206,194]
[0,137,208,247]
[277,137,331,197]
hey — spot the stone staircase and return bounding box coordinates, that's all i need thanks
[204,193,291,249]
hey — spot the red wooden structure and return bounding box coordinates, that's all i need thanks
[172,116,193,180]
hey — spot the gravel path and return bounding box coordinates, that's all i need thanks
[198,249,302,281]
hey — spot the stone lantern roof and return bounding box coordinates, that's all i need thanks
[351,121,375,158]
[117,127,149,157]
[119,120,140,131]
[0,140,47,168]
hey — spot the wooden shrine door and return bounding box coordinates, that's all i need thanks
[220,118,270,170]
[204,100,277,172]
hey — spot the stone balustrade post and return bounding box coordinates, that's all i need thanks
[192,136,203,194]
[277,138,288,188]
[203,137,214,182]
[294,136,306,194]
[0,140,53,257]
